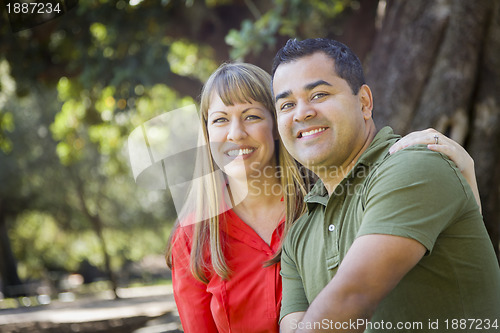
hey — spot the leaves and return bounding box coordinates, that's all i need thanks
[0,0,360,284]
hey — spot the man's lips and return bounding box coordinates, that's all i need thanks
[297,127,328,138]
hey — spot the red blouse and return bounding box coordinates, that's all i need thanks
[171,209,284,333]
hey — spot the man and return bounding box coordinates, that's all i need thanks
[272,38,500,333]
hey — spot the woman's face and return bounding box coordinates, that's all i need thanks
[206,93,277,181]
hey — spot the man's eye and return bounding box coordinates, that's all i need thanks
[312,93,327,100]
[280,102,294,111]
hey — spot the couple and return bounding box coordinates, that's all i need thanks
[166,38,500,332]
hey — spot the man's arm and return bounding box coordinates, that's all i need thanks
[279,223,311,330]
[281,311,306,333]
[296,234,426,333]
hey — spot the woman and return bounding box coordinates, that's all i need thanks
[165,62,480,333]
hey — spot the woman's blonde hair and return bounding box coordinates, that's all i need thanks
[166,62,311,283]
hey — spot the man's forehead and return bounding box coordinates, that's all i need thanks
[273,59,340,98]
[274,54,336,83]
[275,52,335,71]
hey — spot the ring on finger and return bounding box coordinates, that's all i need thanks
[434,134,439,145]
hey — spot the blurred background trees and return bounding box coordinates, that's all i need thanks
[0,0,498,299]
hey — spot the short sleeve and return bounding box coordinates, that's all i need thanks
[358,147,471,253]
[279,236,309,322]
[171,228,219,333]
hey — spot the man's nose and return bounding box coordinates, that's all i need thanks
[293,101,316,122]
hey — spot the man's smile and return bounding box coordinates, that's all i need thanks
[297,127,329,139]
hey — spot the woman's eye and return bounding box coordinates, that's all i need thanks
[212,117,227,124]
[245,115,261,121]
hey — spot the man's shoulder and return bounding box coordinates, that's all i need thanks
[361,144,474,214]
[382,143,448,164]
[370,144,462,183]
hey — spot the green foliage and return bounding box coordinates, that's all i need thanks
[0,0,362,288]
[0,111,14,153]
[51,97,86,165]
[0,71,177,281]
[11,212,81,278]
[10,209,173,280]
[0,60,16,153]
[226,0,354,60]
[226,16,279,60]
[168,39,218,82]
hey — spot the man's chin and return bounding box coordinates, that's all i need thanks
[297,155,325,169]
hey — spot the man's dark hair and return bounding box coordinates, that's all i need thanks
[271,38,366,95]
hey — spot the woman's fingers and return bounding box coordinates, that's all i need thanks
[389,128,442,154]
[389,129,473,172]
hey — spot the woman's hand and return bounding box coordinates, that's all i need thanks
[389,128,481,212]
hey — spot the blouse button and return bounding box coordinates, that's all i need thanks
[328,224,335,232]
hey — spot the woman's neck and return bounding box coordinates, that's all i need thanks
[227,166,282,210]
[227,172,285,245]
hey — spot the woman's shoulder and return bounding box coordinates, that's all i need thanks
[170,212,200,252]
[172,222,195,245]
[169,222,196,268]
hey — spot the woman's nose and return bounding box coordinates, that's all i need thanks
[227,120,247,141]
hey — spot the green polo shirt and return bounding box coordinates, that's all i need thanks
[280,127,500,331]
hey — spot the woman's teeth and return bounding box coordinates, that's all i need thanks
[227,148,255,157]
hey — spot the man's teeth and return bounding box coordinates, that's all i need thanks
[227,148,255,157]
[301,128,327,137]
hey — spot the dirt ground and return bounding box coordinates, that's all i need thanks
[0,285,183,333]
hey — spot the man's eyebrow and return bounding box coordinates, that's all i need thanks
[275,80,333,103]
[305,80,332,91]
[275,90,291,103]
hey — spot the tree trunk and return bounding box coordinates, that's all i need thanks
[468,0,500,260]
[0,201,24,297]
[74,177,120,299]
[365,0,500,261]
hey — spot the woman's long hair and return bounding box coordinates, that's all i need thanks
[165,62,311,283]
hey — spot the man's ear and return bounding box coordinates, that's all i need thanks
[359,84,373,120]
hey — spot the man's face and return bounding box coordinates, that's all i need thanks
[273,52,372,173]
